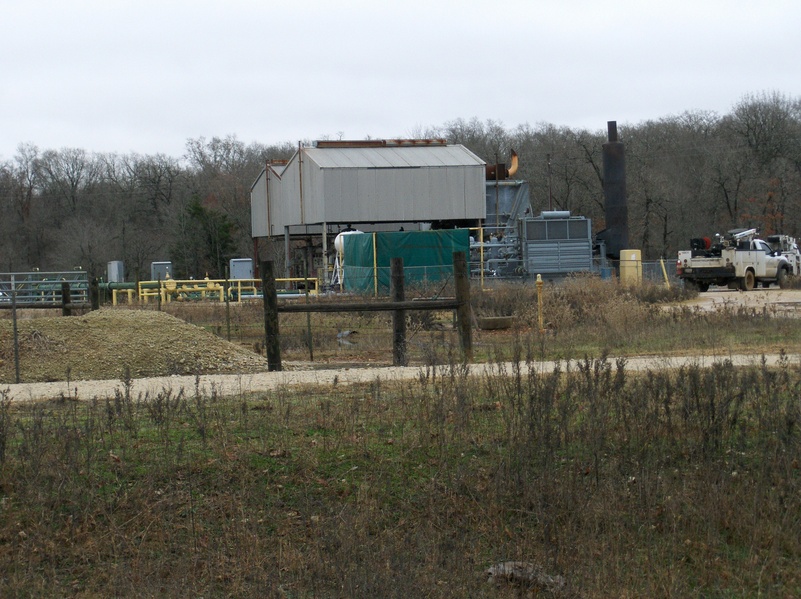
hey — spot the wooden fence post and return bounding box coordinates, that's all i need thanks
[453,251,472,361]
[391,257,407,366]
[90,278,100,310]
[12,274,20,384]
[61,282,72,316]
[261,260,282,371]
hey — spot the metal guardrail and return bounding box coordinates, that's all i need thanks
[0,271,89,307]
[110,277,320,305]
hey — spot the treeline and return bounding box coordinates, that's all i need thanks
[0,137,296,279]
[1,91,799,279]
[433,91,801,260]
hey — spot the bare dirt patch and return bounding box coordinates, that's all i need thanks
[681,287,801,315]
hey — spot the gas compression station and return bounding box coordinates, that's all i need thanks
[247,121,638,295]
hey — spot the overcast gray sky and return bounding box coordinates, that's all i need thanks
[1,0,799,161]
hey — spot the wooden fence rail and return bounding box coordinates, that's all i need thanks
[261,251,473,372]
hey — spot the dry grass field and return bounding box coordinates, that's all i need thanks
[0,277,800,597]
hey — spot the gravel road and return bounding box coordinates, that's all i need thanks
[5,352,798,403]
[687,287,801,314]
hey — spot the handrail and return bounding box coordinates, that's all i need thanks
[135,277,318,304]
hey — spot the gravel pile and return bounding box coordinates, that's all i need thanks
[0,308,270,384]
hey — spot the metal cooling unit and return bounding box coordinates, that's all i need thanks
[520,211,593,277]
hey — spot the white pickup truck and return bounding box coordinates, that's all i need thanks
[676,228,799,291]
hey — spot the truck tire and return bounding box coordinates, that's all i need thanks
[739,270,756,291]
[696,281,710,292]
[778,267,789,289]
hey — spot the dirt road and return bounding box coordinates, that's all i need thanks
[5,288,801,403]
[6,352,799,403]
[684,287,801,314]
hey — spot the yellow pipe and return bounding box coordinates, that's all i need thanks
[111,288,134,305]
[373,232,378,297]
[135,276,319,303]
[479,226,484,290]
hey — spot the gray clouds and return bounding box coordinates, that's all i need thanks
[1,0,799,159]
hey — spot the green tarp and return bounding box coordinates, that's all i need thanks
[342,229,469,294]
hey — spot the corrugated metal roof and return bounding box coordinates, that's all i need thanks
[303,144,485,169]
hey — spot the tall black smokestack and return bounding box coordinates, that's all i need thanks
[601,121,629,259]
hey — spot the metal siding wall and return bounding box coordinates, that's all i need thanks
[399,168,421,219]
[374,169,395,219]
[272,171,288,232]
[382,169,411,220]
[446,167,465,218]
[278,163,302,229]
[325,169,343,220]
[261,153,485,227]
[250,173,268,237]
[267,174,285,235]
[331,168,359,220]
[364,169,379,219]
[304,160,324,223]
[466,167,485,219]
[323,169,352,221]
[412,169,430,219]
[326,166,447,222]
[269,170,286,236]
[386,169,403,218]
[427,168,448,219]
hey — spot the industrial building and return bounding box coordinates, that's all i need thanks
[250,139,486,281]
[249,129,626,288]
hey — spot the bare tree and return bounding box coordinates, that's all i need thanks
[184,135,293,260]
[9,143,39,221]
[718,92,801,235]
[37,147,99,213]
[3,92,801,272]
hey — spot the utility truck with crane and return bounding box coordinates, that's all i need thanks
[676,228,800,291]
